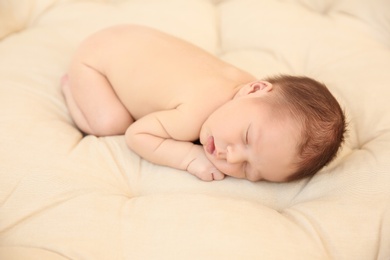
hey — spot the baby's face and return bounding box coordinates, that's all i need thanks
[199,95,300,182]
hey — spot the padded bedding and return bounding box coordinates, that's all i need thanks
[1,0,389,259]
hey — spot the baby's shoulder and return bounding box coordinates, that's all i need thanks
[179,86,233,115]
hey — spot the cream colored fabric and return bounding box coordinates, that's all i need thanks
[1,0,389,259]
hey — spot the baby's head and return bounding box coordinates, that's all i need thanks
[200,74,346,182]
[263,75,347,181]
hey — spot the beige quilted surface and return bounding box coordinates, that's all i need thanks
[1,0,389,259]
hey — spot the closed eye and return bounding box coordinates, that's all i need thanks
[245,123,251,145]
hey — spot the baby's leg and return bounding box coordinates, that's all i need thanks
[61,63,133,136]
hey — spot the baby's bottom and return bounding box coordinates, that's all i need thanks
[61,64,134,136]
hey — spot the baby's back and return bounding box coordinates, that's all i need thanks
[71,25,255,119]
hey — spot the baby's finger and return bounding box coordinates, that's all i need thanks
[212,171,225,181]
[196,172,213,182]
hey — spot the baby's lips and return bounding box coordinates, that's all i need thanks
[205,136,215,155]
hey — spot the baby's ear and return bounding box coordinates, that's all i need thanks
[235,81,273,98]
[249,81,273,93]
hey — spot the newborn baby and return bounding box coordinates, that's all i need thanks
[62,24,346,182]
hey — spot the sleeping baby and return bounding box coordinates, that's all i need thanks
[61,24,346,182]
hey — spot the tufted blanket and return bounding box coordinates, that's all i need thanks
[1,0,389,259]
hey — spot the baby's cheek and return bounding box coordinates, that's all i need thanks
[246,173,262,182]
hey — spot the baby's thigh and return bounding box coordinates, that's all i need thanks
[67,62,107,103]
[67,62,133,135]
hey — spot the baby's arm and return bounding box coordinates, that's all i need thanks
[125,108,225,181]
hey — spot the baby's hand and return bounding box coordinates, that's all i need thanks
[186,145,225,181]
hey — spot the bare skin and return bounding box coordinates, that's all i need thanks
[62,24,299,182]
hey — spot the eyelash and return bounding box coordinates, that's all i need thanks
[244,128,250,174]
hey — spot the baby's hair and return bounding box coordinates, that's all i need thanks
[264,75,347,181]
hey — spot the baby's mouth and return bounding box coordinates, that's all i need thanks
[205,136,215,155]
